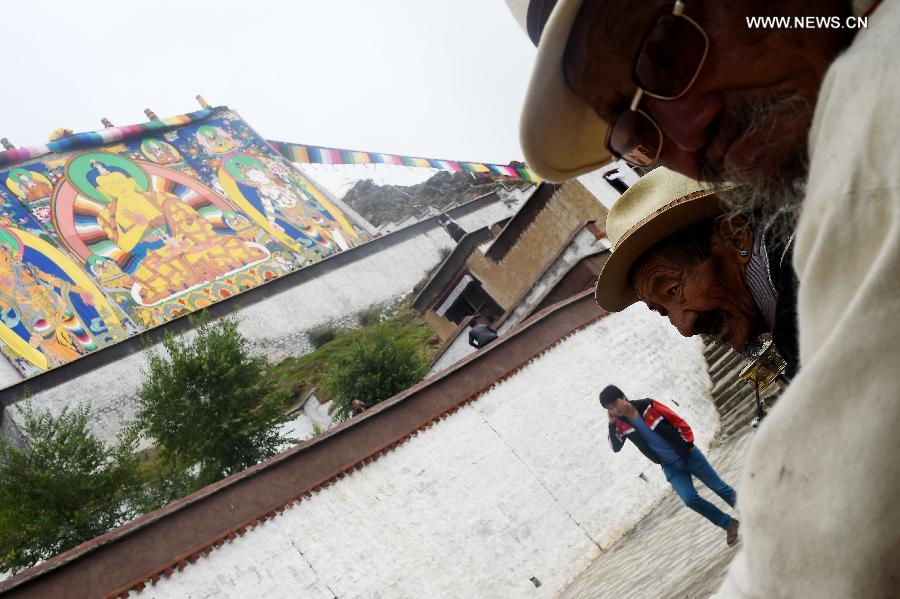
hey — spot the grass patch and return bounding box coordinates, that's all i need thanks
[357,305,384,327]
[266,306,439,407]
[307,324,342,349]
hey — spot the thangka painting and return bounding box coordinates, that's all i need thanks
[0,108,367,377]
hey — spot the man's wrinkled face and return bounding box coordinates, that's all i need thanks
[565,0,850,206]
[632,238,766,352]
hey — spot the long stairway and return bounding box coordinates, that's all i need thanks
[703,342,759,440]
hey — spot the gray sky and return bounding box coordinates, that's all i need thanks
[1,0,536,166]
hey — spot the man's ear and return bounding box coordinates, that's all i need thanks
[714,216,753,264]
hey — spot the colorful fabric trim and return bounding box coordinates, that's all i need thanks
[0,109,214,168]
[0,110,539,182]
[269,140,541,182]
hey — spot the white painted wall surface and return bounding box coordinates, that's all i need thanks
[5,198,524,445]
[146,305,716,599]
[278,395,335,448]
[576,160,641,209]
[427,328,477,375]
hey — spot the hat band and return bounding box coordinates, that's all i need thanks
[527,0,560,45]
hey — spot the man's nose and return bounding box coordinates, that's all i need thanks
[645,93,721,154]
[667,305,699,338]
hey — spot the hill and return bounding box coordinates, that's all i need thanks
[340,170,530,228]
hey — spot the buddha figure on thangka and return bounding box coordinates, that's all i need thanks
[140,138,182,165]
[218,152,360,260]
[6,168,53,202]
[0,226,132,376]
[54,152,284,316]
[5,167,56,225]
[196,125,240,155]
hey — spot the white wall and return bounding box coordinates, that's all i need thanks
[576,160,641,209]
[145,305,716,599]
[427,330,477,375]
[4,198,524,446]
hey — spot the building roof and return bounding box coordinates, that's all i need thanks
[411,225,495,313]
[483,182,560,262]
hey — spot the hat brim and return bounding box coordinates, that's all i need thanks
[520,0,613,182]
[594,191,724,311]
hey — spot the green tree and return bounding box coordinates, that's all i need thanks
[135,315,292,489]
[0,403,142,574]
[321,324,428,420]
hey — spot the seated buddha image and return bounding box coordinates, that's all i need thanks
[196,125,239,155]
[140,138,181,165]
[231,156,351,252]
[74,155,268,306]
[6,168,53,202]
[87,255,135,294]
[0,229,96,369]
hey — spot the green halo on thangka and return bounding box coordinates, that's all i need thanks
[197,125,218,140]
[66,152,150,204]
[0,227,23,260]
[9,168,34,183]
[224,153,267,186]
[86,254,111,270]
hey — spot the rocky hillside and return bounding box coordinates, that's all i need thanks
[340,170,531,228]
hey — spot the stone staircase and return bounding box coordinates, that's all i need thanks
[703,342,760,440]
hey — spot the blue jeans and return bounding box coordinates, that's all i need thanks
[661,448,736,530]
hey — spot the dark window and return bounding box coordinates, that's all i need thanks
[444,280,503,325]
[603,169,630,194]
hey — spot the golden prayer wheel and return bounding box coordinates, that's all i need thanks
[738,340,787,393]
[739,340,788,426]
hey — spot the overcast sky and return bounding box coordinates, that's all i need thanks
[1,0,536,168]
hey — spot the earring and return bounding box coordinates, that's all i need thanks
[739,249,749,257]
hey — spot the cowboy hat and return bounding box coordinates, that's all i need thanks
[595,167,728,311]
[505,0,611,182]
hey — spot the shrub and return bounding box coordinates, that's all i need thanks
[135,314,292,489]
[0,403,142,574]
[308,324,341,349]
[357,305,384,328]
[320,324,428,421]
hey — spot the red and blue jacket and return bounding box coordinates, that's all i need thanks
[608,399,695,464]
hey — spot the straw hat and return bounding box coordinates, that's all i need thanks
[594,168,727,311]
[505,0,611,182]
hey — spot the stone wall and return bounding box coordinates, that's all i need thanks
[498,226,610,334]
[146,305,716,598]
[422,306,460,340]
[468,181,608,310]
[2,195,524,446]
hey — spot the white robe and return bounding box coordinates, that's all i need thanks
[717,1,900,596]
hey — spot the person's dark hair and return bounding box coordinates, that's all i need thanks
[599,385,625,407]
[627,217,718,289]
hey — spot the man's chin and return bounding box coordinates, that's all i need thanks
[701,331,765,358]
[732,334,767,359]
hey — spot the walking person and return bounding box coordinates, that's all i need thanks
[600,384,739,545]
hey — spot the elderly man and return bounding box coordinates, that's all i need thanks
[593,167,798,379]
[507,0,900,597]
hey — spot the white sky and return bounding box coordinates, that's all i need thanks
[1,0,536,169]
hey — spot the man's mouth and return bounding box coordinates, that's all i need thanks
[695,309,728,338]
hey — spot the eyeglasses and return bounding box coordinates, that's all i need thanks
[605,0,709,168]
